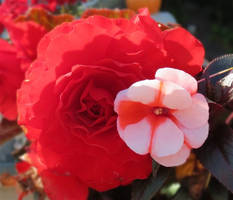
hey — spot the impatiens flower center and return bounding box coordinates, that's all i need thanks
[153,107,169,116]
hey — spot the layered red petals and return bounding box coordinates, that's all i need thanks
[6,21,48,71]
[0,39,24,120]
[161,27,204,76]
[17,10,205,199]
[41,171,88,200]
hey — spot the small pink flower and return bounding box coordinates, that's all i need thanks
[114,68,209,167]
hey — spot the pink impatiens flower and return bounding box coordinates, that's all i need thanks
[114,68,209,167]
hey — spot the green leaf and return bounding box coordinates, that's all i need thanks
[160,183,180,198]
[131,167,170,200]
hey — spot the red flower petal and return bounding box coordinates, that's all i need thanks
[162,27,205,76]
[16,161,31,174]
[0,39,24,120]
[41,170,88,200]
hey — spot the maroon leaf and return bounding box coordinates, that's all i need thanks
[198,54,233,109]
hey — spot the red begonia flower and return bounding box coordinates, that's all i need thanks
[18,9,205,199]
[0,39,24,120]
[6,21,48,71]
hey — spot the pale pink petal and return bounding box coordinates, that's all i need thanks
[173,93,209,129]
[151,118,184,157]
[151,144,191,167]
[162,81,192,110]
[114,89,129,112]
[155,68,197,94]
[181,123,209,148]
[127,79,161,104]
[117,118,151,155]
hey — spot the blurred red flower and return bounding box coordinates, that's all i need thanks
[0,39,24,120]
[0,4,73,119]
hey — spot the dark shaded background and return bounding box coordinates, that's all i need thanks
[162,0,233,60]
